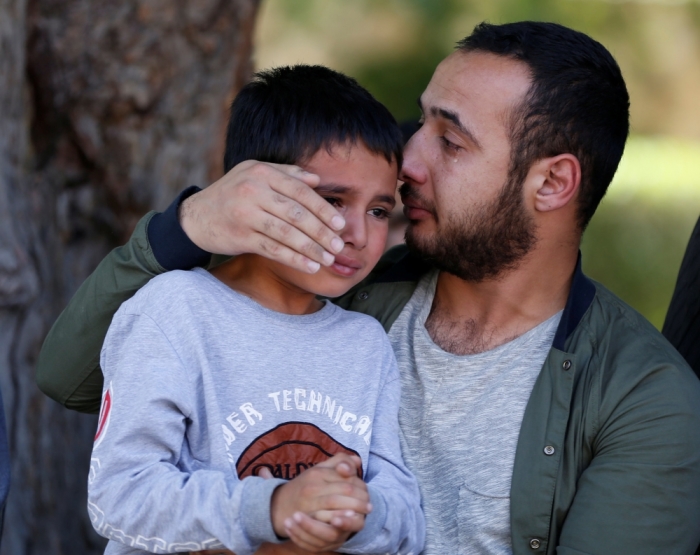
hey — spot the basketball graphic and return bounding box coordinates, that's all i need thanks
[236,421,361,480]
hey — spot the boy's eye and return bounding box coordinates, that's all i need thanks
[324,197,341,207]
[368,207,391,220]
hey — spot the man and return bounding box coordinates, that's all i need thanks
[37,21,700,555]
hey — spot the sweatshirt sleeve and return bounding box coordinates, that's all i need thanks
[88,309,284,555]
[340,338,425,555]
[36,187,210,413]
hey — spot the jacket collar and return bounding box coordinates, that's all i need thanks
[551,252,596,350]
[374,249,596,350]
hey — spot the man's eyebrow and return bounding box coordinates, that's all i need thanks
[417,96,482,150]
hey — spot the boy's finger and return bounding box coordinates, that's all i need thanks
[286,512,346,548]
[330,511,365,533]
[314,493,372,515]
[313,509,365,532]
[257,467,274,479]
[314,453,362,472]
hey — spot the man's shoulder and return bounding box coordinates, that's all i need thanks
[579,280,699,398]
[588,281,684,358]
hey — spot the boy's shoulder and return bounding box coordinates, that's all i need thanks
[324,303,394,358]
[118,268,216,317]
[329,302,388,333]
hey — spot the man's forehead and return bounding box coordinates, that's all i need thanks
[421,50,532,120]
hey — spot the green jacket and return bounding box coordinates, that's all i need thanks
[37,205,700,555]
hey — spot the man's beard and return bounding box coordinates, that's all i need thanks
[402,174,538,282]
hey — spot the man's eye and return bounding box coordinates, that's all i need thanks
[440,136,459,151]
[368,208,391,219]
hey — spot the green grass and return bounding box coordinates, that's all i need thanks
[581,136,700,329]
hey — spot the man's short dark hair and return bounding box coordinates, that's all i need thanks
[457,22,630,229]
[224,65,403,173]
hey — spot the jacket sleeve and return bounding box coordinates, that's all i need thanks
[340,339,425,555]
[88,309,285,555]
[556,354,700,555]
[36,187,210,413]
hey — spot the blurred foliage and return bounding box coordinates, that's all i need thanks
[255,0,700,328]
[583,136,700,328]
[582,199,698,329]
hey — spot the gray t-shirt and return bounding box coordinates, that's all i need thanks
[388,270,562,555]
[88,268,424,555]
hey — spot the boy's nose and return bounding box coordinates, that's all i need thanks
[340,210,367,250]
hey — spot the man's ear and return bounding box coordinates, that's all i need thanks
[533,154,581,213]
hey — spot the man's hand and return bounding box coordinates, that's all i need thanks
[270,454,371,550]
[180,161,346,274]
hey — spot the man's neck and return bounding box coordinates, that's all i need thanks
[210,255,323,316]
[425,247,577,355]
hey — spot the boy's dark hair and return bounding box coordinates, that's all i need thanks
[224,65,403,173]
[457,22,630,230]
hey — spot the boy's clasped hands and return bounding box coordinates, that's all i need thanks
[268,453,371,552]
[193,453,371,555]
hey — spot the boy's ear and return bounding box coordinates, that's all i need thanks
[532,154,581,213]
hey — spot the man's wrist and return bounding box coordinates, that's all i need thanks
[146,186,211,271]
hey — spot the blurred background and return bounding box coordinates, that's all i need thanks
[254,0,700,329]
[0,0,698,552]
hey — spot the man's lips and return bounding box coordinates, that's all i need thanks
[330,254,362,277]
[402,198,433,221]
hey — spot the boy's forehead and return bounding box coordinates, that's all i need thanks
[303,143,399,190]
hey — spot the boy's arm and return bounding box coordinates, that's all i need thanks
[88,309,286,554]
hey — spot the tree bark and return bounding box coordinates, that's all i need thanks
[0,1,260,552]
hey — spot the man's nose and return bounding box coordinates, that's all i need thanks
[399,130,428,186]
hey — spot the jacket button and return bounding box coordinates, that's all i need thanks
[529,538,541,549]
[562,360,572,370]
[358,291,369,300]
[544,445,555,456]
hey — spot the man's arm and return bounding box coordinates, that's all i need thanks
[556,355,700,555]
[36,187,209,412]
[36,163,345,412]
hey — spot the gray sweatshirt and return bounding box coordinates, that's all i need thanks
[88,268,424,555]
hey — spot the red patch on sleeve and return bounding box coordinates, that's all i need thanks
[94,385,112,446]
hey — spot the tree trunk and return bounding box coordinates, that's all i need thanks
[0,1,260,552]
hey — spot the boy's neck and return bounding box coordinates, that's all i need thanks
[209,254,324,316]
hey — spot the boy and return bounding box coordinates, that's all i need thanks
[87,65,425,555]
